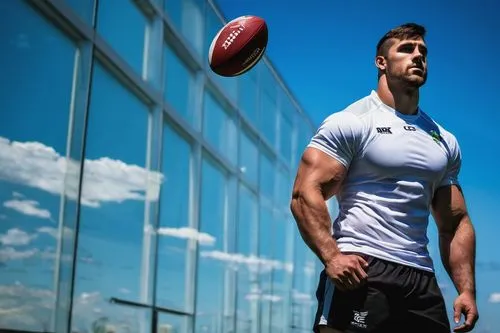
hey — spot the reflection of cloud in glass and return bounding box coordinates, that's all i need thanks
[0,247,38,261]
[200,250,294,273]
[0,136,164,208]
[304,260,315,277]
[0,282,53,330]
[0,228,37,246]
[157,227,216,246]
[489,292,500,303]
[3,199,51,220]
[0,282,145,332]
[0,244,71,262]
[292,289,313,304]
[37,226,73,240]
[118,288,130,294]
[245,292,282,303]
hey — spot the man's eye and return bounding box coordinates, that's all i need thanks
[399,45,413,53]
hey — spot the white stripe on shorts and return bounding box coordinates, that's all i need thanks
[319,277,335,325]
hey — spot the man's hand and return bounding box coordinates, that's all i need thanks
[453,291,479,332]
[325,253,369,291]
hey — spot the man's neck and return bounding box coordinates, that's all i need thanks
[376,76,420,115]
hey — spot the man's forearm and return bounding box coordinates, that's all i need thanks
[439,215,476,295]
[290,190,340,265]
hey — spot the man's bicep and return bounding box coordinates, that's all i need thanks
[293,147,348,200]
[431,184,468,233]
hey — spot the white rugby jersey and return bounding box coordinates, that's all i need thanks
[308,90,461,272]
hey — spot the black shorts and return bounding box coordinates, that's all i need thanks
[313,255,451,333]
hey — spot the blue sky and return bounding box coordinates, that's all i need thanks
[217,0,500,331]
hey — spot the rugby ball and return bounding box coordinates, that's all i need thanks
[208,15,268,77]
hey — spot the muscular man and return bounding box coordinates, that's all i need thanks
[290,23,478,333]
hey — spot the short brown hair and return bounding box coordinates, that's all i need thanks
[376,23,426,56]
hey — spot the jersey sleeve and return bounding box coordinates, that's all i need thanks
[437,134,462,188]
[307,111,364,168]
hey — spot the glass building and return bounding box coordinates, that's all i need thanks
[0,0,331,332]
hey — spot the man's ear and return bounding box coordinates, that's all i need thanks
[375,55,387,71]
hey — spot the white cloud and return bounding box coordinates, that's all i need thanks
[157,227,216,246]
[245,292,282,303]
[37,226,73,240]
[0,228,37,246]
[0,246,72,263]
[0,282,53,330]
[0,247,38,261]
[0,136,164,208]
[0,283,143,332]
[200,250,294,274]
[304,260,316,277]
[488,292,500,303]
[3,199,51,220]
[292,290,313,304]
[119,288,131,294]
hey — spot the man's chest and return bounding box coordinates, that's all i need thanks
[356,120,449,180]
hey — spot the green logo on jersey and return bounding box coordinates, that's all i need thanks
[429,130,442,143]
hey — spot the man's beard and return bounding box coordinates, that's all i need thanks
[390,69,427,88]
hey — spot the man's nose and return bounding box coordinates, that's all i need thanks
[412,49,425,62]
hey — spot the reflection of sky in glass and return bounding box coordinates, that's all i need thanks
[0,1,319,333]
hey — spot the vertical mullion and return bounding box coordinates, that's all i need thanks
[55,40,94,333]
[185,69,206,333]
[141,7,165,333]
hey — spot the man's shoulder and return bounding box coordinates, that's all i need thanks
[323,91,381,124]
[341,91,382,118]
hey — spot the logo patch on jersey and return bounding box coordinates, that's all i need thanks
[403,125,416,131]
[376,127,392,134]
[429,130,443,143]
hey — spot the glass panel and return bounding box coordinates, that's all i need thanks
[203,90,237,165]
[158,312,189,333]
[66,0,95,24]
[71,62,159,331]
[259,91,277,147]
[196,158,227,333]
[291,231,316,332]
[280,113,293,166]
[96,0,147,74]
[156,123,193,312]
[239,71,258,126]
[235,185,259,333]
[0,1,76,331]
[297,118,313,160]
[260,62,277,104]
[270,214,288,333]
[239,130,258,186]
[73,304,151,333]
[204,7,238,102]
[259,151,274,201]
[276,168,291,213]
[164,42,198,127]
[165,0,204,57]
[258,204,274,333]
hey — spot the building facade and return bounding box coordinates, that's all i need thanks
[0,1,334,332]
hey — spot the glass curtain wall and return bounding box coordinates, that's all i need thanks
[0,1,321,333]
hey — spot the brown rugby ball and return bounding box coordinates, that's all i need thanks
[208,15,268,77]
